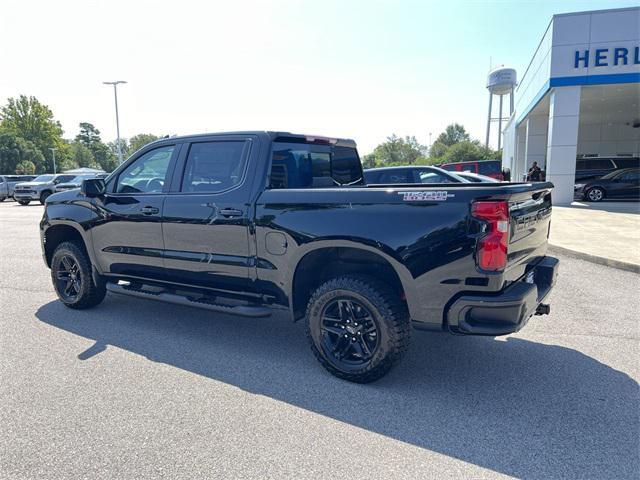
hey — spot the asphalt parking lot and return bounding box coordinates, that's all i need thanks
[1,201,638,479]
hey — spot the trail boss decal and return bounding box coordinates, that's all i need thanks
[398,191,452,202]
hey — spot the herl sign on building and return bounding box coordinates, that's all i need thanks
[502,7,640,204]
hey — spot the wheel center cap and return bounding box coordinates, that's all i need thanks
[346,325,358,334]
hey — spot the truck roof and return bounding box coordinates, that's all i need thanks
[147,131,357,148]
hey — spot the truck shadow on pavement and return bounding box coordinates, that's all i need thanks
[36,297,639,479]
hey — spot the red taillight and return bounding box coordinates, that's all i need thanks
[471,201,509,271]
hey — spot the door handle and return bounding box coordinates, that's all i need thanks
[219,208,243,218]
[140,205,160,215]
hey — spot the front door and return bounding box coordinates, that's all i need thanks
[162,137,255,293]
[91,144,179,280]
[614,170,640,198]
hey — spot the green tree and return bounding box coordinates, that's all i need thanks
[73,122,117,172]
[441,140,501,164]
[0,96,64,171]
[69,142,98,168]
[0,131,46,173]
[362,153,377,169]
[435,123,470,147]
[428,141,449,159]
[372,134,425,166]
[15,160,36,175]
[128,133,159,154]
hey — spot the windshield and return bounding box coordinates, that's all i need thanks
[33,175,55,182]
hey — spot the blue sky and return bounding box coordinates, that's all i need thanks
[1,0,637,154]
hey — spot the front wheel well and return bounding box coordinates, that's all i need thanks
[291,247,406,320]
[44,224,88,267]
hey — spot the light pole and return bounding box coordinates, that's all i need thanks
[49,148,57,174]
[103,80,127,164]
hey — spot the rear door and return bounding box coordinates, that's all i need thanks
[91,143,179,279]
[161,136,256,292]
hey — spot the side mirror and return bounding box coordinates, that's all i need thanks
[81,178,106,197]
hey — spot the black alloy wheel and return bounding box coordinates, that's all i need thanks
[320,298,379,368]
[54,254,83,302]
[40,190,51,204]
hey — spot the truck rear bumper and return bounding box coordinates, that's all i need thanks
[446,256,559,336]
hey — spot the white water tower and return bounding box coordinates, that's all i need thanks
[485,67,517,150]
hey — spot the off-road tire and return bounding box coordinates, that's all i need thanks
[306,275,410,383]
[51,241,106,309]
[17,200,30,205]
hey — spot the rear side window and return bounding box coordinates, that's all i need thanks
[371,170,410,184]
[269,143,363,189]
[613,158,640,169]
[181,141,249,193]
[578,159,615,170]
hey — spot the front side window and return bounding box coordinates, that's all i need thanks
[53,175,76,184]
[180,141,248,193]
[269,142,362,189]
[116,145,174,194]
[620,171,640,181]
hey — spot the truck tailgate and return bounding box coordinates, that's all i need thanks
[507,185,553,275]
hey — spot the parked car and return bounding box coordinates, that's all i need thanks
[363,165,467,184]
[41,131,557,383]
[13,174,77,205]
[575,168,640,202]
[439,160,504,180]
[0,175,36,201]
[453,171,501,183]
[55,173,108,192]
[575,157,640,182]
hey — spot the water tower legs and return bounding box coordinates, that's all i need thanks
[485,92,493,148]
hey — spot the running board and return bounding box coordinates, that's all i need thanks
[106,283,272,318]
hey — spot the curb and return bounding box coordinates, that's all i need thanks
[548,245,640,274]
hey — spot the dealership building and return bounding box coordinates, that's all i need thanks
[501,6,640,204]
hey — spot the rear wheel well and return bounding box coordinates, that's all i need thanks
[44,225,88,267]
[292,247,405,320]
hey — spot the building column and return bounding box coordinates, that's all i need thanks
[515,125,527,180]
[546,86,581,205]
[524,115,548,179]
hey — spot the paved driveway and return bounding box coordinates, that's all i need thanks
[1,202,638,479]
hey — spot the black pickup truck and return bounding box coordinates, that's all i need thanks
[40,132,558,382]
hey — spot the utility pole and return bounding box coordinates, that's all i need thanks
[49,148,57,174]
[103,80,127,164]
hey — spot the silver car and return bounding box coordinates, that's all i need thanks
[0,175,36,201]
[13,174,76,205]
